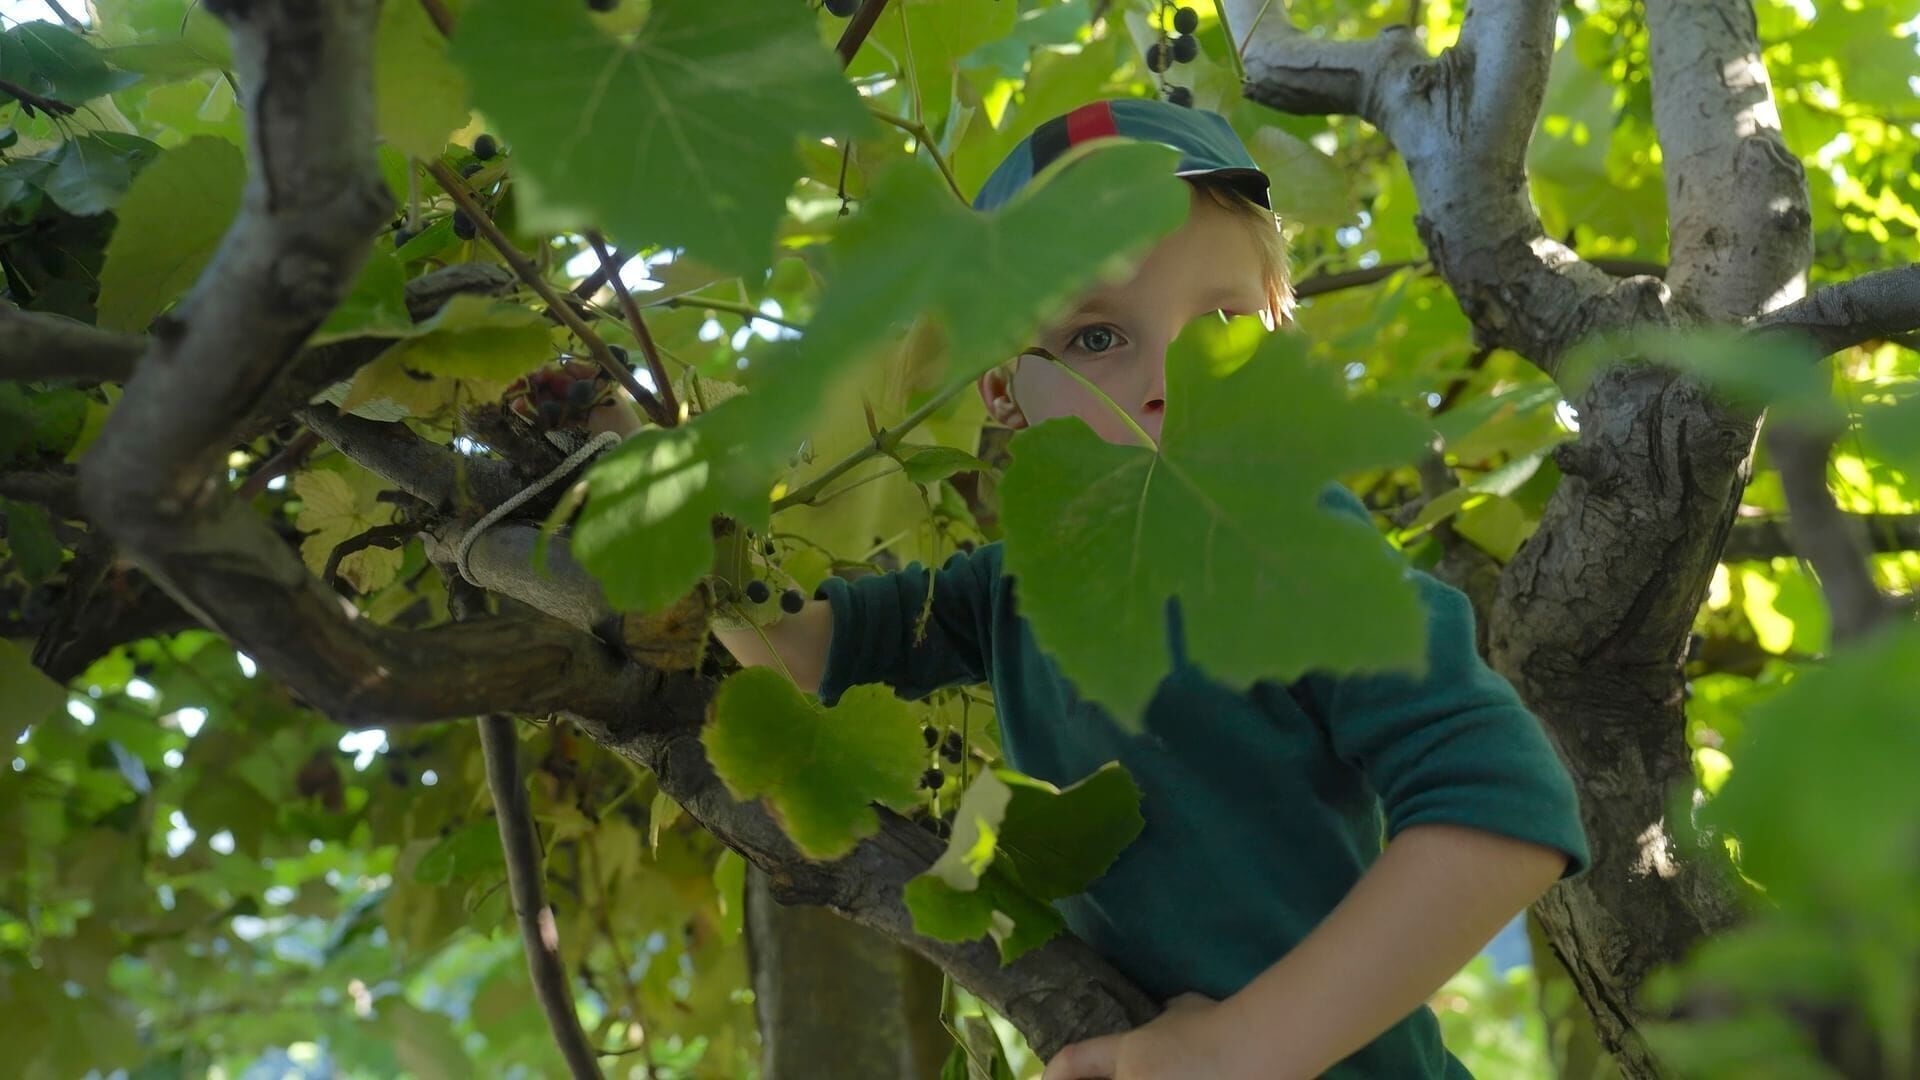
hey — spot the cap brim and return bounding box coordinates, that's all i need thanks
[1174,166,1272,210]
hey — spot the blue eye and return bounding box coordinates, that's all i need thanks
[1071,325,1121,354]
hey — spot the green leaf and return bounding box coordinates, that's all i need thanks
[702,667,924,860]
[712,847,745,946]
[96,136,245,332]
[905,763,1142,963]
[39,133,161,217]
[897,444,991,486]
[858,0,1018,133]
[1243,126,1353,227]
[452,0,874,275]
[0,638,65,747]
[373,0,469,159]
[373,1000,473,1080]
[1,496,62,583]
[312,250,413,345]
[4,23,142,105]
[376,293,552,382]
[903,865,1064,964]
[413,819,504,886]
[1000,332,1431,722]
[574,143,1188,614]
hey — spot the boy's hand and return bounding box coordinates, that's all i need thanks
[1042,992,1230,1080]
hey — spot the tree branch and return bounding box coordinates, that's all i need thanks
[1749,264,1920,358]
[480,712,605,1080]
[0,465,81,519]
[0,307,146,382]
[1724,512,1920,563]
[1644,0,1810,321]
[1764,419,1901,641]
[835,0,893,67]
[1224,0,1636,376]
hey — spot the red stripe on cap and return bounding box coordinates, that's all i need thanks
[1065,101,1118,146]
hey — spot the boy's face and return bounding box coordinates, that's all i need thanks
[978,184,1272,447]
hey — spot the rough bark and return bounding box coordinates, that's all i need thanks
[745,863,953,1079]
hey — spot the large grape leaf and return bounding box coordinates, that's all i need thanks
[574,142,1189,614]
[373,0,469,159]
[904,763,1143,964]
[451,0,875,276]
[293,468,402,594]
[999,332,1431,724]
[96,136,244,332]
[702,668,924,861]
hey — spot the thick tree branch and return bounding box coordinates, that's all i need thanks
[1645,0,1810,321]
[1724,512,1920,562]
[0,466,81,519]
[479,712,605,1080]
[1749,264,1920,358]
[1764,420,1901,641]
[0,307,146,382]
[1225,0,1640,377]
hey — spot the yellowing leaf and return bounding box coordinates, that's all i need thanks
[293,468,401,594]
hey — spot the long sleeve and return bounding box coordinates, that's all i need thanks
[1297,485,1593,880]
[813,544,1001,707]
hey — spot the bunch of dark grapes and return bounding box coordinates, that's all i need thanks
[1148,5,1202,108]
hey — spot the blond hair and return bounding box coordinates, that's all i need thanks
[1189,175,1296,331]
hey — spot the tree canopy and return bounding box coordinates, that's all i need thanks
[2,0,1918,1077]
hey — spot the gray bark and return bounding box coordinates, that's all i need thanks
[745,863,952,1079]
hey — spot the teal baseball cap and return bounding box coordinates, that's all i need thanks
[970,96,1271,213]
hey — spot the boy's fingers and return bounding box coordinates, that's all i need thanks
[1041,1034,1120,1080]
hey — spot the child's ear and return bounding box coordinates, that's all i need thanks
[978,362,1027,429]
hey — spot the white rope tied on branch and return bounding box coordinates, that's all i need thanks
[455,429,623,588]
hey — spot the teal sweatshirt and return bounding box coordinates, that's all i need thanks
[815,483,1591,1079]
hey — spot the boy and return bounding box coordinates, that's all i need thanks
[599,98,1591,1078]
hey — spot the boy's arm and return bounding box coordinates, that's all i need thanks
[712,607,835,695]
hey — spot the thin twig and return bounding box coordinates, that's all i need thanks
[236,429,322,501]
[835,0,893,66]
[479,713,605,1080]
[771,377,973,512]
[42,0,84,31]
[0,77,75,118]
[417,0,456,37]
[586,230,680,425]
[423,160,673,428]
[572,246,634,300]
[322,523,415,589]
[660,294,801,330]
[869,108,967,205]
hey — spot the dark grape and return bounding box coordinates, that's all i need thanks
[1173,5,1198,34]
[920,766,944,790]
[1167,85,1193,107]
[933,817,951,839]
[958,539,976,553]
[452,209,476,240]
[1172,33,1198,63]
[779,588,804,615]
[1146,41,1171,72]
[744,579,771,605]
[608,344,630,367]
[763,539,777,557]
[588,0,617,10]
[537,399,565,428]
[567,378,598,408]
[826,0,860,15]
[814,585,830,602]
[473,134,498,160]
[460,161,483,178]
[943,730,963,757]
[940,742,963,764]
[392,226,417,249]
[922,725,939,748]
